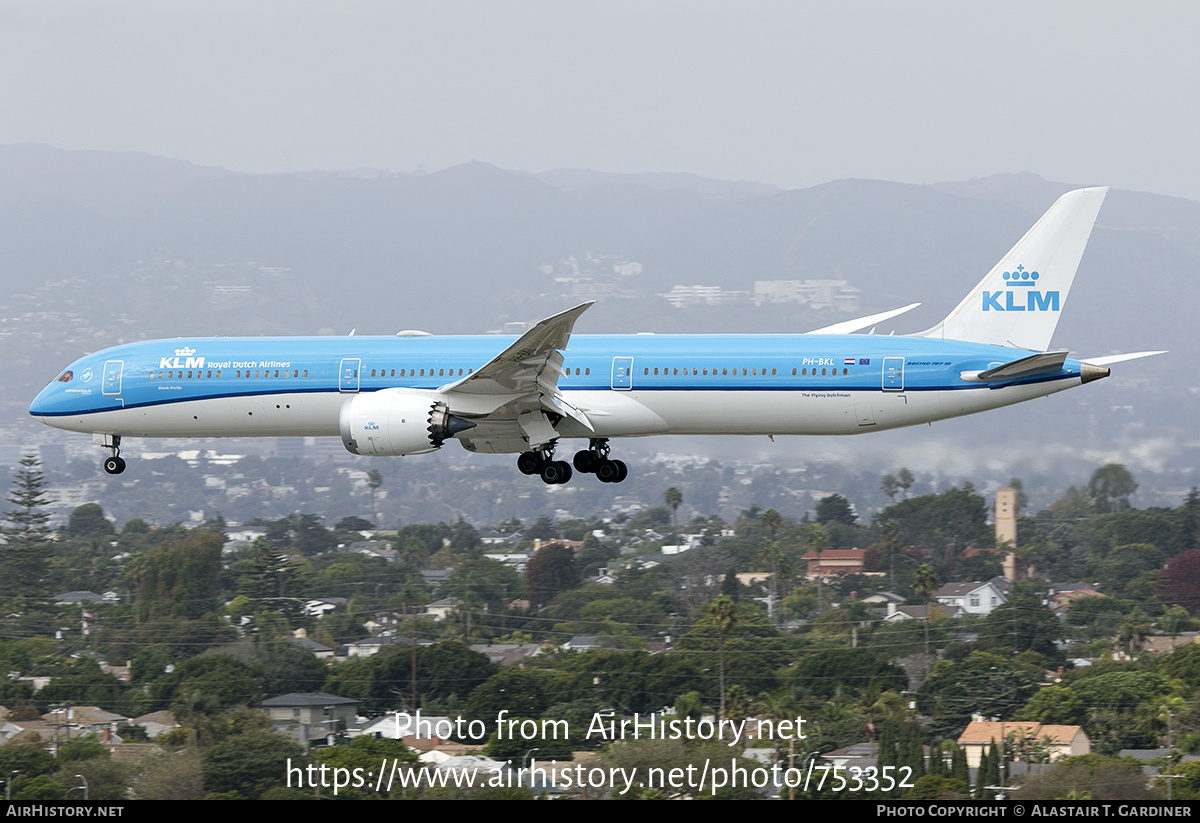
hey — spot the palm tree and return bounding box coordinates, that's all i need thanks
[367,469,383,525]
[708,595,738,720]
[914,563,940,671]
[664,486,683,528]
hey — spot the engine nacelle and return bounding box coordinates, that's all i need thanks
[339,389,475,456]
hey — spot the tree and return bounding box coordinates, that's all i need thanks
[708,595,737,719]
[64,503,115,540]
[366,469,383,525]
[815,494,857,525]
[664,487,683,527]
[1088,463,1138,514]
[525,542,580,608]
[200,729,306,799]
[2,454,53,598]
[1159,550,1200,615]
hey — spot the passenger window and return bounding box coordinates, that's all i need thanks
[303,370,309,378]
[216,371,222,378]
[842,368,848,375]
[585,368,590,375]
[821,368,827,376]
[792,368,797,376]
[772,368,777,376]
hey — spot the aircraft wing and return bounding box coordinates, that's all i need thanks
[806,303,920,335]
[440,301,595,430]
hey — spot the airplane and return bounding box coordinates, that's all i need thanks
[29,187,1163,484]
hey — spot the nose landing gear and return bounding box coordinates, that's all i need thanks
[99,435,126,474]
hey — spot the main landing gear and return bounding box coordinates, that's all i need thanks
[101,435,126,475]
[517,443,573,485]
[517,438,627,485]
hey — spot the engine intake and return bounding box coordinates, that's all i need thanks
[339,390,475,456]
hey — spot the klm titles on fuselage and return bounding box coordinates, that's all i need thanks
[982,266,1060,312]
[157,348,291,371]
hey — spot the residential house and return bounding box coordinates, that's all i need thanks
[957,720,1090,768]
[933,579,1009,617]
[262,692,360,744]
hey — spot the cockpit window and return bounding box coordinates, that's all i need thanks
[56,370,73,383]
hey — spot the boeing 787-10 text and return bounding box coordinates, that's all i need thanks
[30,187,1162,484]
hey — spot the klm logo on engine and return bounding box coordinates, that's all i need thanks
[982,265,1059,312]
[159,346,206,369]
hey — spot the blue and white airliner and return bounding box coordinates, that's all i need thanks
[29,187,1162,484]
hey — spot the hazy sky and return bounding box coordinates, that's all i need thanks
[2,1,1197,199]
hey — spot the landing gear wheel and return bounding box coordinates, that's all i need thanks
[103,456,126,475]
[573,450,596,473]
[517,451,543,475]
[540,460,572,485]
[596,459,620,483]
[613,459,628,483]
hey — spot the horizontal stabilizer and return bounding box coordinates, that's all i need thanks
[976,350,1068,382]
[960,350,1075,386]
[1080,350,1168,366]
[807,303,920,335]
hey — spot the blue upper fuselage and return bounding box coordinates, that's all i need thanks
[29,333,1085,420]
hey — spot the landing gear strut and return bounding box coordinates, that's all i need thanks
[572,438,627,483]
[516,442,573,485]
[101,435,126,475]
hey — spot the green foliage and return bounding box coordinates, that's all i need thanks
[905,774,968,800]
[975,596,1065,661]
[136,531,223,620]
[464,668,561,738]
[2,454,53,598]
[57,734,110,763]
[1013,754,1157,800]
[1015,685,1086,725]
[815,494,857,525]
[200,728,306,799]
[525,542,580,607]
[1088,464,1138,514]
[917,652,1041,739]
[677,600,790,699]
[1155,643,1200,686]
[782,648,907,700]
[33,658,128,714]
[0,741,56,780]
[872,486,990,569]
[64,503,115,539]
[314,736,419,798]
[323,640,496,713]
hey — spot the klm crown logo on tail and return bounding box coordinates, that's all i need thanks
[981,265,1060,312]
